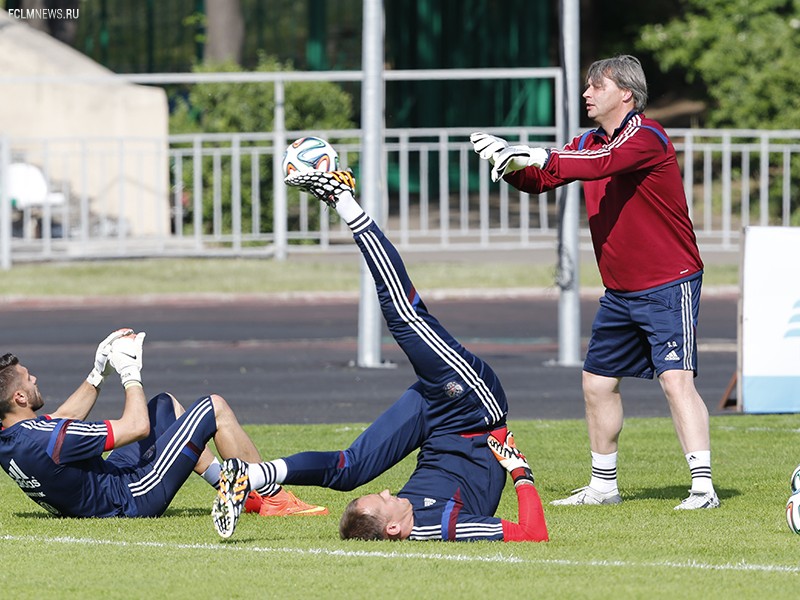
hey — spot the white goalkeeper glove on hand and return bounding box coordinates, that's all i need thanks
[86,328,134,388]
[470,132,509,164]
[488,431,535,488]
[491,145,549,182]
[284,169,356,208]
[109,331,146,388]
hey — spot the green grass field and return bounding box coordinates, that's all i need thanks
[0,255,759,597]
[1,415,798,599]
[0,257,741,296]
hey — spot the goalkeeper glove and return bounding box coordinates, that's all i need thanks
[491,145,549,182]
[488,431,535,488]
[86,328,134,388]
[469,132,509,164]
[109,331,146,388]
[284,170,356,208]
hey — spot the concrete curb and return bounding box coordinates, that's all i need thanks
[0,285,740,309]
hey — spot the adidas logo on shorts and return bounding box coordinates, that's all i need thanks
[664,350,680,361]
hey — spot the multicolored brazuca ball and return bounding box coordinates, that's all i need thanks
[282,136,339,177]
[786,492,800,534]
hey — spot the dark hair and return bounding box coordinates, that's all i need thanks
[586,54,648,112]
[0,354,21,419]
[339,497,387,541]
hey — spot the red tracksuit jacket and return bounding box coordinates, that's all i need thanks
[505,111,703,293]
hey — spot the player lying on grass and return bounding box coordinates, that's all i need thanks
[0,330,325,519]
[211,169,548,543]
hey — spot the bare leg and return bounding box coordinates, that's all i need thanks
[659,370,718,507]
[209,394,262,462]
[550,371,624,505]
[583,371,624,454]
[658,370,710,453]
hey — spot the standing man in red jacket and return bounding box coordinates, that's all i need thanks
[471,54,718,510]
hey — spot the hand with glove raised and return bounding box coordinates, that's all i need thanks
[470,132,509,164]
[488,430,534,488]
[108,331,146,388]
[284,169,356,208]
[86,328,134,388]
[491,145,549,182]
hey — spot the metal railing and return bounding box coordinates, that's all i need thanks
[3,127,800,265]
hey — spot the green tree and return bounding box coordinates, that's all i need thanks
[639,0,800,128]
[170,55,354,134]
[170,55,355,238]
[640,0,800,225]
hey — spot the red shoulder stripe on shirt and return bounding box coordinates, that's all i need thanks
[104,420,115,451]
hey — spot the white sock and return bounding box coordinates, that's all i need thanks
[333,190,364,223]
[589,451,618,494]
[247,459,287,495]
[201,458,221,489]
[686,450,713,493]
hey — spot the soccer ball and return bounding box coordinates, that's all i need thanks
[281,136,339,177]
[787,492,800,534]
[791,464,800,493]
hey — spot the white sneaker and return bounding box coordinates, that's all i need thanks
[550,486,622,506]
[674,489,720,510]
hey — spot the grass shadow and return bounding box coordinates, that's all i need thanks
[628,485,740,502]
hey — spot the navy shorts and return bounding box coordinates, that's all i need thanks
[583,276,702,379]
[107,393,217,517]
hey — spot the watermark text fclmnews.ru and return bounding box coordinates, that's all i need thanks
[8,8,80,20]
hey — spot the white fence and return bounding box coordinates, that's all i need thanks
[2,126,800,266]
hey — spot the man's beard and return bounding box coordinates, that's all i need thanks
[30,388,44,412]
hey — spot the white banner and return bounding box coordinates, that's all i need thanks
[740,226,800,412]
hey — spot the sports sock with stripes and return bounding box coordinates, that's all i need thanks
[685,450,713,493]
[248,459,288,496]
[589,451,618,494]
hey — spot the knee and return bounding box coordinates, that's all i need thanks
[582,371,620,405]
[582,371,602,400]
[328,450,364,492]
[209,394,233,420]
[149,392,183,416]
[149,391,176,407]
[658,370,701,403]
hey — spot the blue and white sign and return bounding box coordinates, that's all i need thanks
[740,226,800,412]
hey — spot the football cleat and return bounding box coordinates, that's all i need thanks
[257,488,329,517]
[284,169,356,208]
[550,486,622,506]
[674,489,720,510]
[244,490,265,514]
[211,458,250,538]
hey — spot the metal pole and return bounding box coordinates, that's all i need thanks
[273,80,288,260]
[357,0,385,367]
[0,137,10,270]
[558,0,582,366]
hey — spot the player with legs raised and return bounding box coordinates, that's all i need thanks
[472,54,718,510]
[211,169,548,542]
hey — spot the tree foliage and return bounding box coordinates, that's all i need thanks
[639,0,800,128]
[170,54,354,134]
[169,55,355,236]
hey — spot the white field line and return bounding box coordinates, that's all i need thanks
[714,426,800,433]
[1,534,797,575]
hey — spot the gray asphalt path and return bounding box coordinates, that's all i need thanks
[0,291,738,425]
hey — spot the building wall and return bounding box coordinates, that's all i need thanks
[0,9,169,237]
